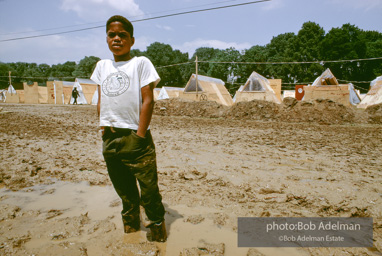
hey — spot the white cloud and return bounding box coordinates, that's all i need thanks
[261,0,285,11]
[132,36,153,51]
[155,25,173,31]
[177,39,252,57]
[330,0,382,10]
[60,0,144,21]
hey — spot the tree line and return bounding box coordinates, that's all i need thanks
[1,22,381,94]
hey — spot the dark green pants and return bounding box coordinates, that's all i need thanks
[102,127,165,227]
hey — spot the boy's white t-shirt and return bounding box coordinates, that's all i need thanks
[91,56,160,130]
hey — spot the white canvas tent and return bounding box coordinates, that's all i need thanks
[7,84,16,94]
[234,71,281,104]
[91,86,98,105]
[153,88,160,100]
[70,78,97,104]
[157,87,184,100]
[348,83,361,106]
[232,85,244,102]
[70,81,87,104]
[0,89,6,102]
[357,76,382,109]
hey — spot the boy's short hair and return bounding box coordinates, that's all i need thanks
[106,15,134,37]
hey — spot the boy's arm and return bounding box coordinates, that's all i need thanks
[97,84,101,117]
[137,82,156,138]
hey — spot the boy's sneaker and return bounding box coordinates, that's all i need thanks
[149,221,167,242]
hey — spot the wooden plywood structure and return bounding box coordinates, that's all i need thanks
[38,86,48,104]
[5,92,20,103]
[269,79,282,102]
[303,85,351,106]
[234,71,281,104]
[62,81,74,104]
[47,81,65,104]
[22,82,48,104]
[17,90,24,103]
[303,68,358,107]
[357,78,382,109]
[180,74,233,106]
[4,85,19,103]
[23,82,39,104]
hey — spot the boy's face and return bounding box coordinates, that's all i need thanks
[106,21,135,62]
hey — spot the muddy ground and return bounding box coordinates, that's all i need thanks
[0,99,381,255]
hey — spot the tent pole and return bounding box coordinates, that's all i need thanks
[195,56,198,100]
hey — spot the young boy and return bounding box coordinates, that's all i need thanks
[90,15,167,242]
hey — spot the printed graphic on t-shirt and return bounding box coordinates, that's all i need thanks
[102,71,130,97]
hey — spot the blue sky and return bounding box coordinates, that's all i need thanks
[0,0,382,65]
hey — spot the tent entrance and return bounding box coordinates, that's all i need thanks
[184,79,203,93]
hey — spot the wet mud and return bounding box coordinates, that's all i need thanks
[0,101,381,255]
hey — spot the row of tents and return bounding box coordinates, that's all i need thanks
[1,70,381,109]
[154,69,381,109]
[155,73,282,106]
[0,78,98,105]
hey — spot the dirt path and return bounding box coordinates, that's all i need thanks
[0,103,381,255]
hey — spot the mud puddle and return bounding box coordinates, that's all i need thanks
[0,181,308,255]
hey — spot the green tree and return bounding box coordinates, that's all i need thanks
[130,49,144,57]
[320,24,366,85]
[144,42,189,87]
[0,62,10,89]
[291,22,325,84]
[7,62,30,84]
[72,56,100,78]
[191,47,221,75]
[50,61,77,81]
[239,45,268,84]
[365,39,382,79]
[265,32,296,83]
[207,47,241,83]
[361,30,382,88]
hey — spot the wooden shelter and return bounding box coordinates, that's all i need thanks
[62,81,74,104]
[269,79,282,102]
[179,74,233,106]
[303,69,360,107]
[22,82,48,104]
[4,85,19,103]
[234,71,281,104]
[357,76,382,109]
[157,87,184,100]
[23,82,39,104]
[47,81,65,104]
[70,78,97,104]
